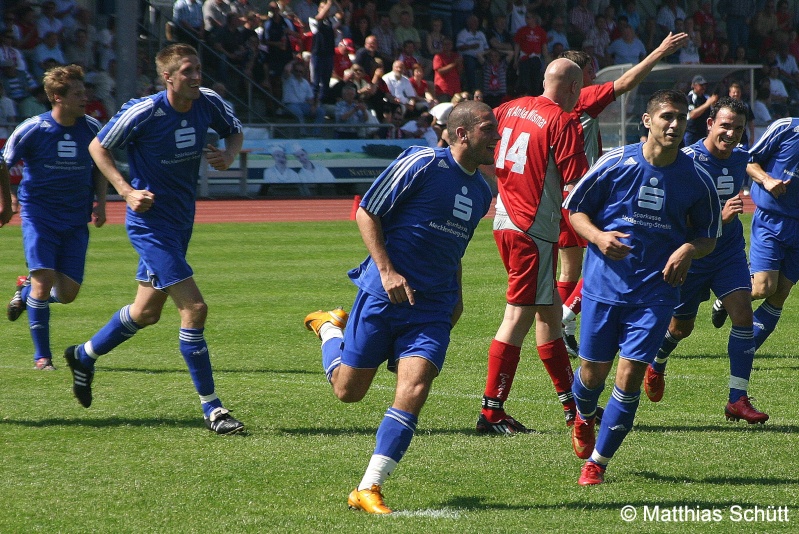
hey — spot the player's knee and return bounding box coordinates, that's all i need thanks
[182,301,208,323]
[670,322,694,340]
[135,308,162,326]
[332,383,367,403]
[751,279,776,300]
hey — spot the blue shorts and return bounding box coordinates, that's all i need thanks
[579,297,673,364]
[749,209,799,283]
[21,216,89,284]
[341,289,452,373]
[673,249,751,319]
[127,222,194,291]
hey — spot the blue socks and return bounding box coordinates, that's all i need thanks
[728,325,755,403]
[321,337,343,383]
[652,330,679,373]
[753,301,781,350]
[179,327,216,396]
[572,366,604,419]
[78,305,142,368]
[594,385,640,462]
[374,407,417,462]
[27,296,50,361]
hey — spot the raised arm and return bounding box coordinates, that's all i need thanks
[613,32,689,96]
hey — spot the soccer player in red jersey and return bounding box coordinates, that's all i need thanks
[477,58,588,434]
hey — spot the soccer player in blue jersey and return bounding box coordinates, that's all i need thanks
[303,100,498,514]
[644,97,769,424]
[5,65,105,371]
[564,89,721,485]
[711,116,799,358]
[63,44,246,435]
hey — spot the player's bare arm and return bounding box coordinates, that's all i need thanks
[614,32,689,96]
[662,237,716,286]
[569,211,631,260]
[747,162,790,197]
[355,207,416,305]
[721,194,744,224]
[0,159,13,226]
[89,137,154,213]
[92,166,107,228]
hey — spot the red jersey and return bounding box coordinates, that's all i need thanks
[494,96,588,240]
[572,81,616,167]
[410,77,428,98]
[433,52,462,97]
[513,25,547,58]
[334,48,352,78]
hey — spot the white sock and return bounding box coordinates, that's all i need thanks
[358,454,397,490]
[319,322,343,344]
[563,305,576,323]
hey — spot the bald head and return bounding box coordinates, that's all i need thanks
[542,58,583,112]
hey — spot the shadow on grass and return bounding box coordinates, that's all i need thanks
[438,495,781,511]
[633,471,799,485]
[99,367,317,375]
[1,416,204,429]
[634,423,799,433]
[673,352,793,361]
[277,426,547,437]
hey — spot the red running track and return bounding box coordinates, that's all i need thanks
[4,195,755,225]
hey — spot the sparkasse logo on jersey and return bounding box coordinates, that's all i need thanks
[638,177,665,210]
[58,133,77,158]
[175,120,196,149]
[453,186,473,221]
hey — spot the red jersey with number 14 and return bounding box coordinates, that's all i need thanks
[494,96,588,241]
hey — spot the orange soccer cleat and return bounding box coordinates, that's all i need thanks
[347,484,392,514]
[304,307,349,338]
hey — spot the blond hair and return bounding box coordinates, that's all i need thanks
[43,64,85,104]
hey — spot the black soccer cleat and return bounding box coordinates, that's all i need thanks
[711,299,728,329]
[564,334,580,358]
[476,413,534,434]
[64,345,94,408]
[204,407,245,435]
[7,275,29,322]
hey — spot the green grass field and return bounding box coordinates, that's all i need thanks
[1,216,797,533]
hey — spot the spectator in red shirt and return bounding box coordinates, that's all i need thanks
[333,37,354,80]
[409,63,437,111]
[433,36,463,101]
[699,25,720,64]
[692,0,716,35]
[514,11,548,96]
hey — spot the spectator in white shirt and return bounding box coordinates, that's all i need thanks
[382,59,417,114]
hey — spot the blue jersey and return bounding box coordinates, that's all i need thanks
[749,117,799,219]
[97,88,242,229]
[683,141,748,269]
[3,112,101,226]
[349,146,493,311]
[564,143,721,307]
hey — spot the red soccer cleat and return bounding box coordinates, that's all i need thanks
[725,396,769,424]
[571,413,596,459]
[644,366,665,402]
[578,461,606,486]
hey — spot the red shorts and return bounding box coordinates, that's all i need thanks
[558,208,587,248]
[494,228,558,306]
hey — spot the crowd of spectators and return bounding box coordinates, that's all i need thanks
[0,1,141,135]
[5,1,799,143]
